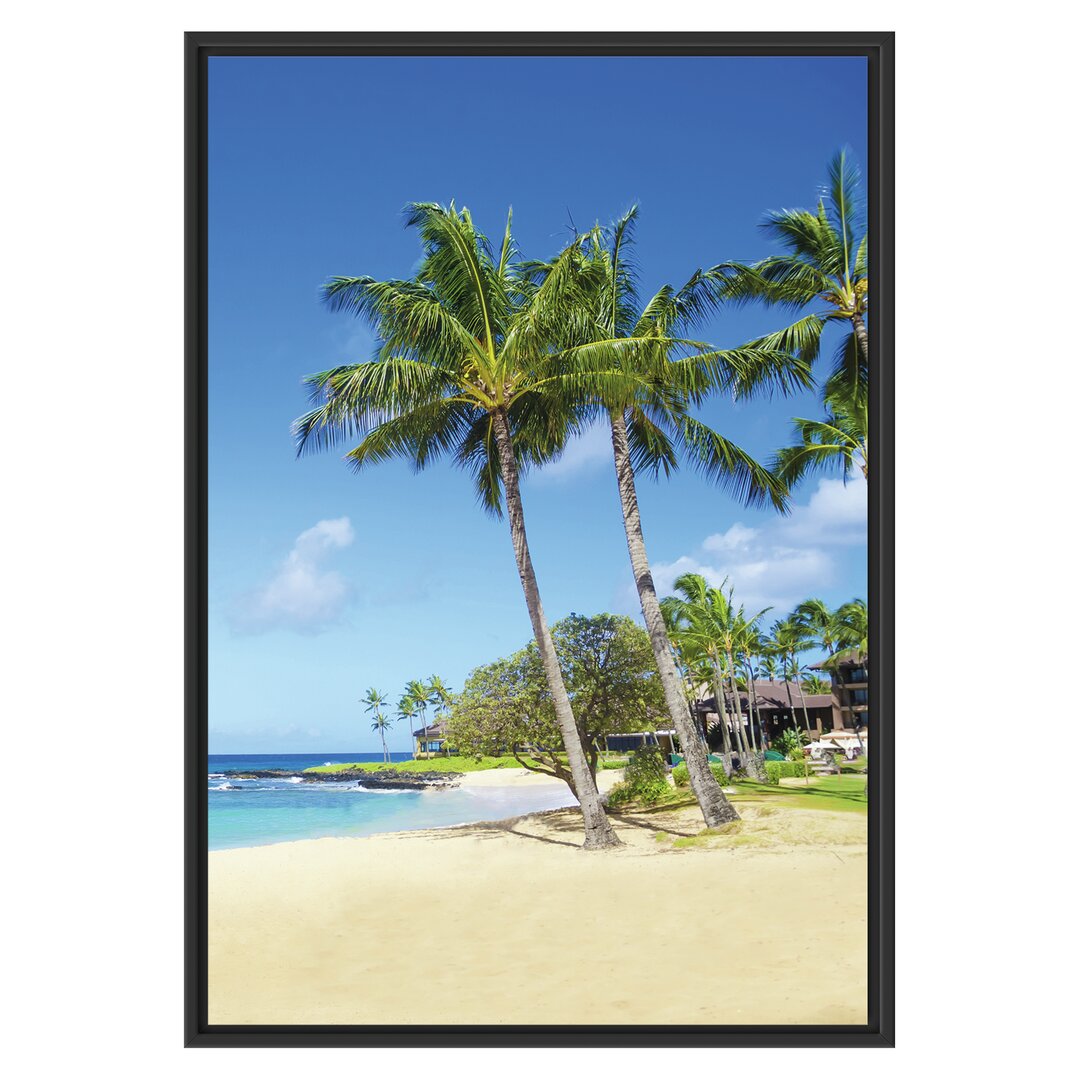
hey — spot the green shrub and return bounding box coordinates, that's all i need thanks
[774,729,809,760]
[598,756,630,770]
[607,746,672,805]
[671,760,729,788]
[764,760,810,785]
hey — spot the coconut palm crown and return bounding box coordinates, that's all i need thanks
[716,148,868,399]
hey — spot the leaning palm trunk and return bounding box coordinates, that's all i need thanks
[609,412,738,825]
[493,410,621,848]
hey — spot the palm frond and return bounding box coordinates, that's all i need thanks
[678,416,789,512]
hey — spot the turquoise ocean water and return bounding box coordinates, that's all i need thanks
[208,753,578,850]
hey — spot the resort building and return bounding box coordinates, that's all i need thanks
[694,672,868,746]
[811,657,869,734]
[602,730,677,755]
[412,722,448,756]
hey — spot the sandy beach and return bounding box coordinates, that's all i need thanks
[208,786,867,1027]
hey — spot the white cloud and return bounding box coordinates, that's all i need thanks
[702,523,759,553]
[228,518,356,635]
[633,473,866,616]
[776,473,867,546]
[531,425,611,483]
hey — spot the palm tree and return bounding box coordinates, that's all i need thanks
[740,618,770,750]
[404,679,433,741]
[774,380,868,486]
[717,148,868,399]
[770,617,815,737]
[834,598,869,663]
[759,650,780,682]
[293,203,625,848]
[800,673,832,696]
[549,210,807,824]
[797,596,868,668]
[362,687,392,764]
[427,675,454,755]
[661,573,768,782]
[397,697,418,759]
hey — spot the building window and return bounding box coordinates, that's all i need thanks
[848,667,868,684]
[851,689,868,706]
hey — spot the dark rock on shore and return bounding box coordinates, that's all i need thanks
[221,768,463,790]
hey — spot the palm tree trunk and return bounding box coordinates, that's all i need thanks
[726,652,750,758]
[492,409,621,848]
[782,668,807,736]
[710,666,734,766]
[851,313,869,365]
[609,411,738,825]
[795,676,814,736]
[745,663,761,749]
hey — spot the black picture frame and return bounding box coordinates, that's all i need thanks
[185,30,894,1048]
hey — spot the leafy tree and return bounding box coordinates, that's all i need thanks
[446,613,667,796]
[294,204,629,847]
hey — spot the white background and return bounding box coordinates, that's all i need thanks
[3,2,1074,1073]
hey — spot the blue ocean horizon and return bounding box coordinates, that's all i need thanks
[208,753,578,851]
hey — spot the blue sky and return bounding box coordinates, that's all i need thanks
[207,54,868,754]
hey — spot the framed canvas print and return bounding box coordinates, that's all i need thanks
[186,31,894,1047]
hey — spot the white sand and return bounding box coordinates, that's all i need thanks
[457,766,624,790]
[209,798,867,1026]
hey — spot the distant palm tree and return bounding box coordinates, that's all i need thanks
[362,687,392,764]
[426,675,454,755]
[800,673,832,696]
[835,598,869,663]
[770,617,815,737]
[716,148,868,399]
[397,697,418,759]
[661,573,769,781]
[797,596,868,667]
[294,204,626,847]
[404,679,433,740]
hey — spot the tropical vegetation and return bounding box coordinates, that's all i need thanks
[294,151,871,848]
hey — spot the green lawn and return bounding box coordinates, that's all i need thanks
[303,755,526,775]
[729,775,868,814]
[632,774,868,816]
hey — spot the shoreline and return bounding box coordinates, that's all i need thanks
[209,794,867,1026]
[209,768,624,853]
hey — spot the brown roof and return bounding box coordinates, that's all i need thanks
[412,722,447,738]
[696,680,834,713]
[810,652,867,671]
